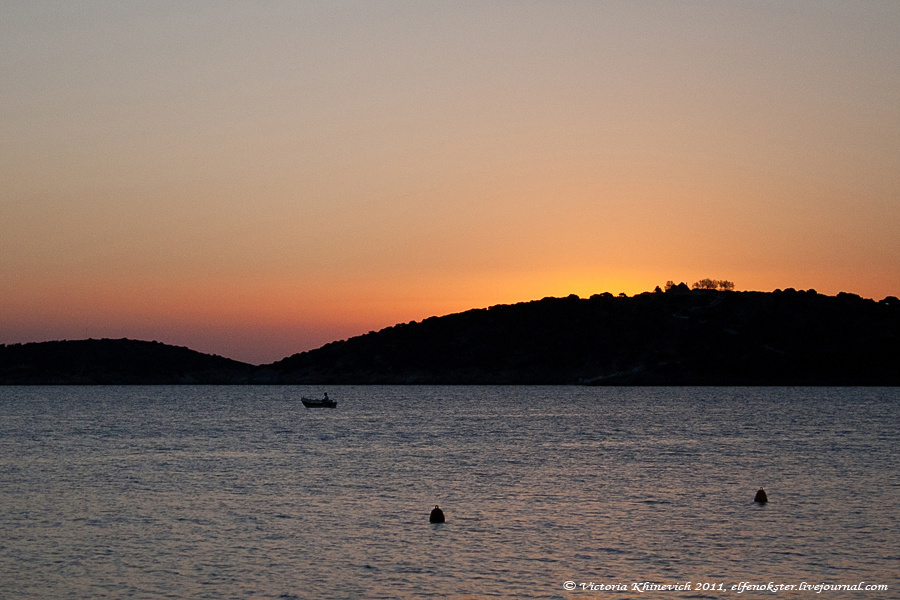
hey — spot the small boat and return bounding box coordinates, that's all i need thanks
[301,395,337,408]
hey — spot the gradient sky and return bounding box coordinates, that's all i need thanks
[2,1,899,364]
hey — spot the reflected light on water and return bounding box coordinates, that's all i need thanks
[0,385,897,599]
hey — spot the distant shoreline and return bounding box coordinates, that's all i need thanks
[3,289,899,386]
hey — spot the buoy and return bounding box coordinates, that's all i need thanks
[754,488,768,503]
[429,505,445,523]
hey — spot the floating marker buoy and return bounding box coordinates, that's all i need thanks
[429,505,445,523]
[754,488,768,503]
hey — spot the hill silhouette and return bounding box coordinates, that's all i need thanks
[0,338,254,384]
[2,289,899,385]
[263,288,900,385]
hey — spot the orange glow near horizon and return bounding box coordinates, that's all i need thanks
[5,263,896,364]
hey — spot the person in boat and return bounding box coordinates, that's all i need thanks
[430,505,445,523]
[323,392,329,401]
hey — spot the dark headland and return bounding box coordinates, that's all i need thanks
[0,338,254,385]
[2,288,899,385]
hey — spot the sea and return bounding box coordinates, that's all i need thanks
[0,386,897,600]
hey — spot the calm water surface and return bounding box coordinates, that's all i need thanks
[0,386,897,599]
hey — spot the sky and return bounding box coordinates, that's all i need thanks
[2,1,899,365]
